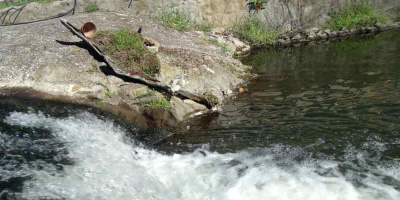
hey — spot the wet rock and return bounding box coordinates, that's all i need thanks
[349,28,359,34]
[323,29,331,35]
[338,30,349,37]
[366,26,379,33]
[329,31,338,38]
[305,28,319,40]
[170,96,207,121]
[291,33,303,41]
[316,31,328,40]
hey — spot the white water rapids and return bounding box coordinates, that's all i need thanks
[2,111,400,200]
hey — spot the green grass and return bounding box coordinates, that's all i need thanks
[133,89,155,100]
[207,39,230,52]
[396,13,400,22]
[143,99,171,109]
[231,16,277,46]
[0,0,54,10]
[158,9,192,31]
[105,89,115,98]
[108,30,145,53]
[157,9,211,31]
[329,3,388,30]
[95,29,160,76]
[86,1,99,12]
[193,22,211,32]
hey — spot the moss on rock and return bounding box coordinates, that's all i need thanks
[92,29,161,77]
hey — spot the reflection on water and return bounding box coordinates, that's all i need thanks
[157,31,400,159]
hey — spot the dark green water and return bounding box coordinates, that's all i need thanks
[157,31,400,158]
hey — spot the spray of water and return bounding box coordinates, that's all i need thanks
[2,111,400,200]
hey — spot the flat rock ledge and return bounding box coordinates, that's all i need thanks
[0,12,250,131]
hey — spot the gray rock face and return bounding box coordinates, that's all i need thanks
[0,12,249,127]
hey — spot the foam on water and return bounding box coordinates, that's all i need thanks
[3,111,400,200]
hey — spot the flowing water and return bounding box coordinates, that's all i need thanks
[1,31,400,199]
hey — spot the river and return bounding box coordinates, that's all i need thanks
[1,31,400,199]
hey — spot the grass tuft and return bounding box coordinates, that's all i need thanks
[108,30,145,53]
[86,1,99,12]
[193,22,211,32]
[157,9,211,31]
[94,29,160,76]
[396,13,400,22]
[143,99,171,109]
[329,3,388,30]
[207,39,230,52]
[231,16,277,46]
[105,90,115,98]
[158,9,192,31]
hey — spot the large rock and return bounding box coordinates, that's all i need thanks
[0,11,249,128]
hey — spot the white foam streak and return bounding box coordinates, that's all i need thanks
[4,112,400,200]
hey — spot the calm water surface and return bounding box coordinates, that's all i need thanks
[1,31,400,199]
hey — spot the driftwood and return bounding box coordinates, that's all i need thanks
[60,19,214,108]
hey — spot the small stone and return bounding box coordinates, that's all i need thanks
[329,31,338,38]
[241,45,251,53]
[239,87,245,93]
[316,31,328,39]
[366,26,379,33]
[292,33,302,41]
[338,31,348,37]
[307,31,317,40]
[229,37,246,48]
[324,29,331,35]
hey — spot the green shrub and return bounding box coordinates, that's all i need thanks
[329,3,388,30]
[232,16,277,46]
[86,1,99,12]
[396,13,400,21]
[158,9,192,31]
[194,22,211,32]
[0,0,54,10]
[157,9,211,31]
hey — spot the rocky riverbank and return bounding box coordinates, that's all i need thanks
[0,11,250,131]
[271,23,400,48]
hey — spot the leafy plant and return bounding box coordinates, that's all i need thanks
[245,0,268,14]
[396,13,400,22]
[329,3,388,30]
[86,1,99,12]
[231,16,277,46]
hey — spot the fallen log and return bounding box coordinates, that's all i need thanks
[60,18,214,109]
